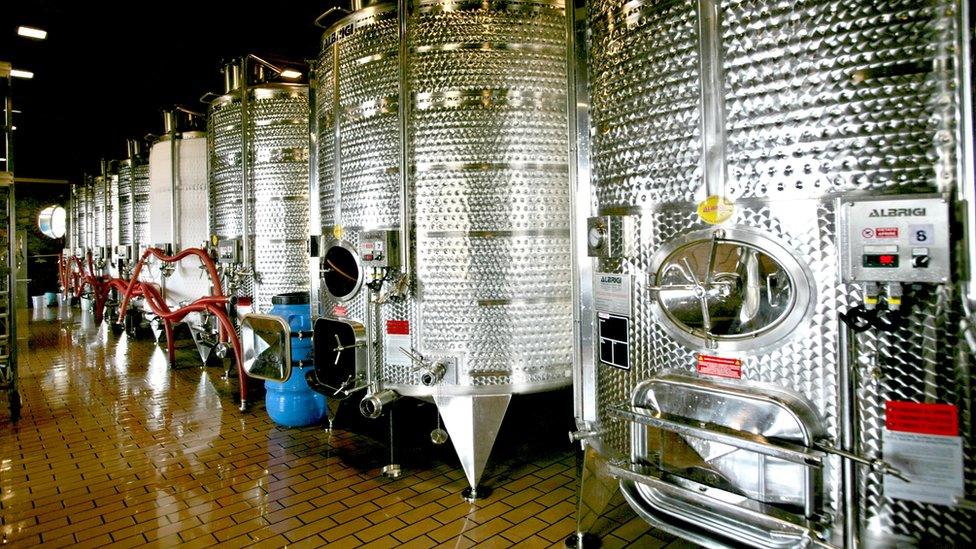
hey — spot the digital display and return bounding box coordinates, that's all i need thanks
[863,254,900,268]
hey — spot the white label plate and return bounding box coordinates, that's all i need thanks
[883,430,964,506]
[594,272,632,317]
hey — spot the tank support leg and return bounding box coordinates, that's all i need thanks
[382,409,402,479]
[164,320,176,367]
[434,394,511,501]
[565,444,616,548]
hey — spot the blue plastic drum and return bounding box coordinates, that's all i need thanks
[264,292,327,427]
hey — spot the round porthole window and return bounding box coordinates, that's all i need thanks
[322,242,363,301]
[649,228,814,353]
[38,205,67,239]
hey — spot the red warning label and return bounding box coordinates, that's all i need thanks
[386,320,410,335]
[874,227,899,239]
[697,354,742,379]
[333,305,348,317]
[885,401,958,436]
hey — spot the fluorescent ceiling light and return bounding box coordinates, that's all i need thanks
[279,69,302,79]
[17,26,47,40]
[10,69,34,79]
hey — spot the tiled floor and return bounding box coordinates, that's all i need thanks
[1,305,681,547]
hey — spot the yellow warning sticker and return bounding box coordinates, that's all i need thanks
[332,225,344,239]
[210,234,219,247]
[697,195,735,225]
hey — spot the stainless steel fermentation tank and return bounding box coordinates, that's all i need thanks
[67,181,86,255]
[90,160,117,275]
[569,0,975,547]
[148,108,210,283]
[207,56,311,314]
[68,177,95,259]
[116,138,150,271]
[311,0,572,498]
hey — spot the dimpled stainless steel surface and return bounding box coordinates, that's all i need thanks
[316,3,414,388]
[209,101,244,240]
[76,183,92,250]
[208,85,311,312]
[317,0,573,392]
[69,184,85,250]
[316,55,336,232]
[118,167,131,245]
[589,0,702,209]
[722,0,961,200]
[92,177,106,248]
[117,162,149,247]
[586,0,973,545]
[317,4,400,234]
[411,0,573,387]
[251,93,311,312]
[855,283,973,543]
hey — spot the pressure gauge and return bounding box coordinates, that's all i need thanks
[588,226,606,249]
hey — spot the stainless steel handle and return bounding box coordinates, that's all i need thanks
[332,334,365,365]
[815,444,911,483]
[315,7,351,29]
[612,405,825,466]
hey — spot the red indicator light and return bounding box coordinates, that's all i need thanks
[880,255,895,265]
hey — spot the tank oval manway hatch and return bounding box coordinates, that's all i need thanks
[609,373,830,548]
[649,228,815,354]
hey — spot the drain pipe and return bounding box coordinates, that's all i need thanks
[955,0,976,309]
[696,0,728,201]
[396,0,412,277]
[163,110,181,250]
[100,159,109,261]
[237,57,252,277]
[838,322,860,549]
[126,138,140,261]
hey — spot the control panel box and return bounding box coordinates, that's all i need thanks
[151,242,174,255]
[214,238,241,264]
[115,245,134,262]
[839,195,950,283]
[358,230,399,269]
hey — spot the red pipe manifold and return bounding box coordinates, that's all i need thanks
[113,247,246,406]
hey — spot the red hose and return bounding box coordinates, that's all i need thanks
[117,247,223,324]
[57,253,68,296]
[139,283,247,405]
[63,255,87,298]
[106,277,139,295]
[81,269,122,323]
[112,248,245,404]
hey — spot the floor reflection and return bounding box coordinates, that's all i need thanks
[0,307,665,548]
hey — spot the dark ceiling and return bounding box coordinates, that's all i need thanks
[2,0,330,181]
